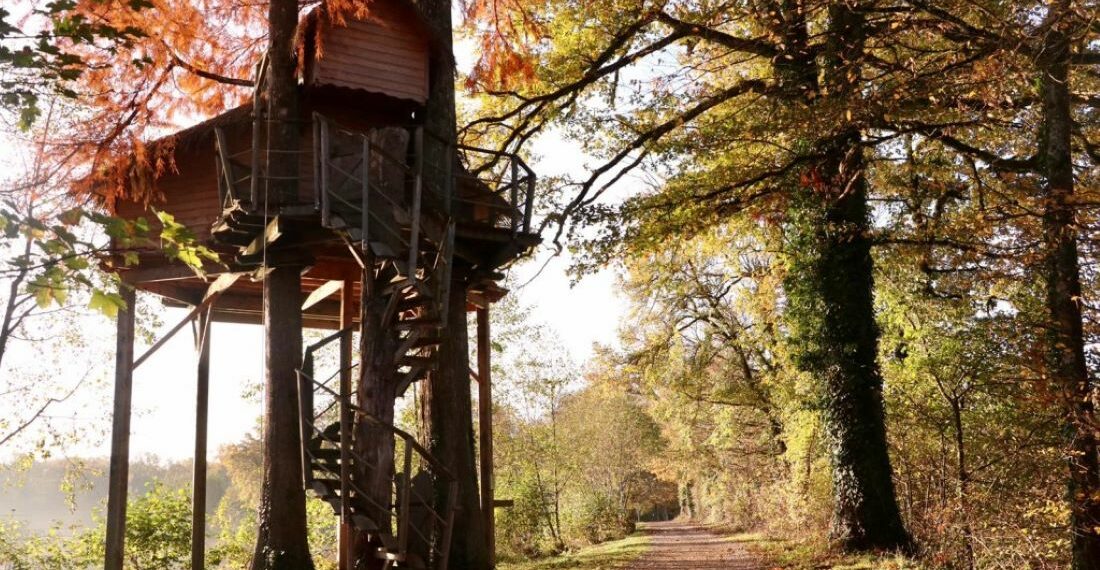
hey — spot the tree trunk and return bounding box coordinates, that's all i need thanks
[780,2,910,552]
[249,0,312,565]
[423,277,489,569]
[357,255,399,534]
[1036,4,1100,567]
[409,0,488,564]
[949,396,974,570]
[251,266,313,570]
[413,0,457,194]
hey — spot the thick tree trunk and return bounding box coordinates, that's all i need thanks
[251,266,313,570]
[250,0,312,566]
[1036,4,1100,567]
[357,255,399,534]
[781,2,910,552]
[409,0,489,564]
[423,277,489,569]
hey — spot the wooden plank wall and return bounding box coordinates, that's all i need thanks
[312,13,429,104]
[116,138,224,243]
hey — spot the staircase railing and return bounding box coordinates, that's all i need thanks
[297,329,457,569]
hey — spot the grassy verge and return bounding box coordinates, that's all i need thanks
[732,532,924,569]
[497,534,650,570]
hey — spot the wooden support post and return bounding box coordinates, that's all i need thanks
[104,284,136,570]
[320,117,332,228]
[408,127,424,273]
[477,306,495,568]
[361,136,370,251]
[338,277,355,570]
[191,306,212,570]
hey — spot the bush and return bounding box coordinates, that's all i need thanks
[571,493,633,545]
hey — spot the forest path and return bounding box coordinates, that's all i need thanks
[626,521,763,569]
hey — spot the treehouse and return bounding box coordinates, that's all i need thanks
[98,1,538,569]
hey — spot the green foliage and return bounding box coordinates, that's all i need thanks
[0,2,148,129]
[0,480,190,570]
[0,203,219,319]
[117,482,193,569]
[571,493,633,545]
[490,296,668,559]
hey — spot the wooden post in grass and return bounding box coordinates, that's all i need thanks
[104,284,136,570]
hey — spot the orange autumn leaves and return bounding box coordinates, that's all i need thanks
[459,0,542,91]
[40,0,264,203]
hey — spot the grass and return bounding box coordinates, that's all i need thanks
[497,535,651,570]
[737,532,925,570]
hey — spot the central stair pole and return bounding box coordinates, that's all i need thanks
[339,276,355,570]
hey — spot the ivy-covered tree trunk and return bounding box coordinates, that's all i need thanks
[1035,3,1100,566]
[249,0,313,567]
[781,2,910,552]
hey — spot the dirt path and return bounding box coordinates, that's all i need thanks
[626,521,763,570]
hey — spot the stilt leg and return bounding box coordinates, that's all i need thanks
[104,284,136,570]
[192,305,212,570]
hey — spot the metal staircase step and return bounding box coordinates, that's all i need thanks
[397,296,433,313]
[382,278,419,297]
[310,458,341,475]
[370,241,399,259]
[376,533,399,553]
[351,513,379,532]
[409,335,442,348]
[310,478,341,497]
[309,447,341,461]
[394,318,441,330]
[397,355,436,369]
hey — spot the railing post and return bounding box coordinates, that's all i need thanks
[250,101,262,209]
[408,127,424,274]
[214,128,236,206]
[319,117,332,228]
[338,337,352,549]
[361,135,371,252]
[249,52,266,210]
[445,139,454,214]
[297,359,314,489]
[523,169,535,234]
[313,114,322,213]
[339,283,355,570]
[510,158,519,236]
[398,442,413,557]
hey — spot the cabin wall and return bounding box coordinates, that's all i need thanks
[309,13,429,104]
[116,137,225,243]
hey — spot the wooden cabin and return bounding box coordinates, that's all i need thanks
[99,1,538,569]
[110,0,538,327]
